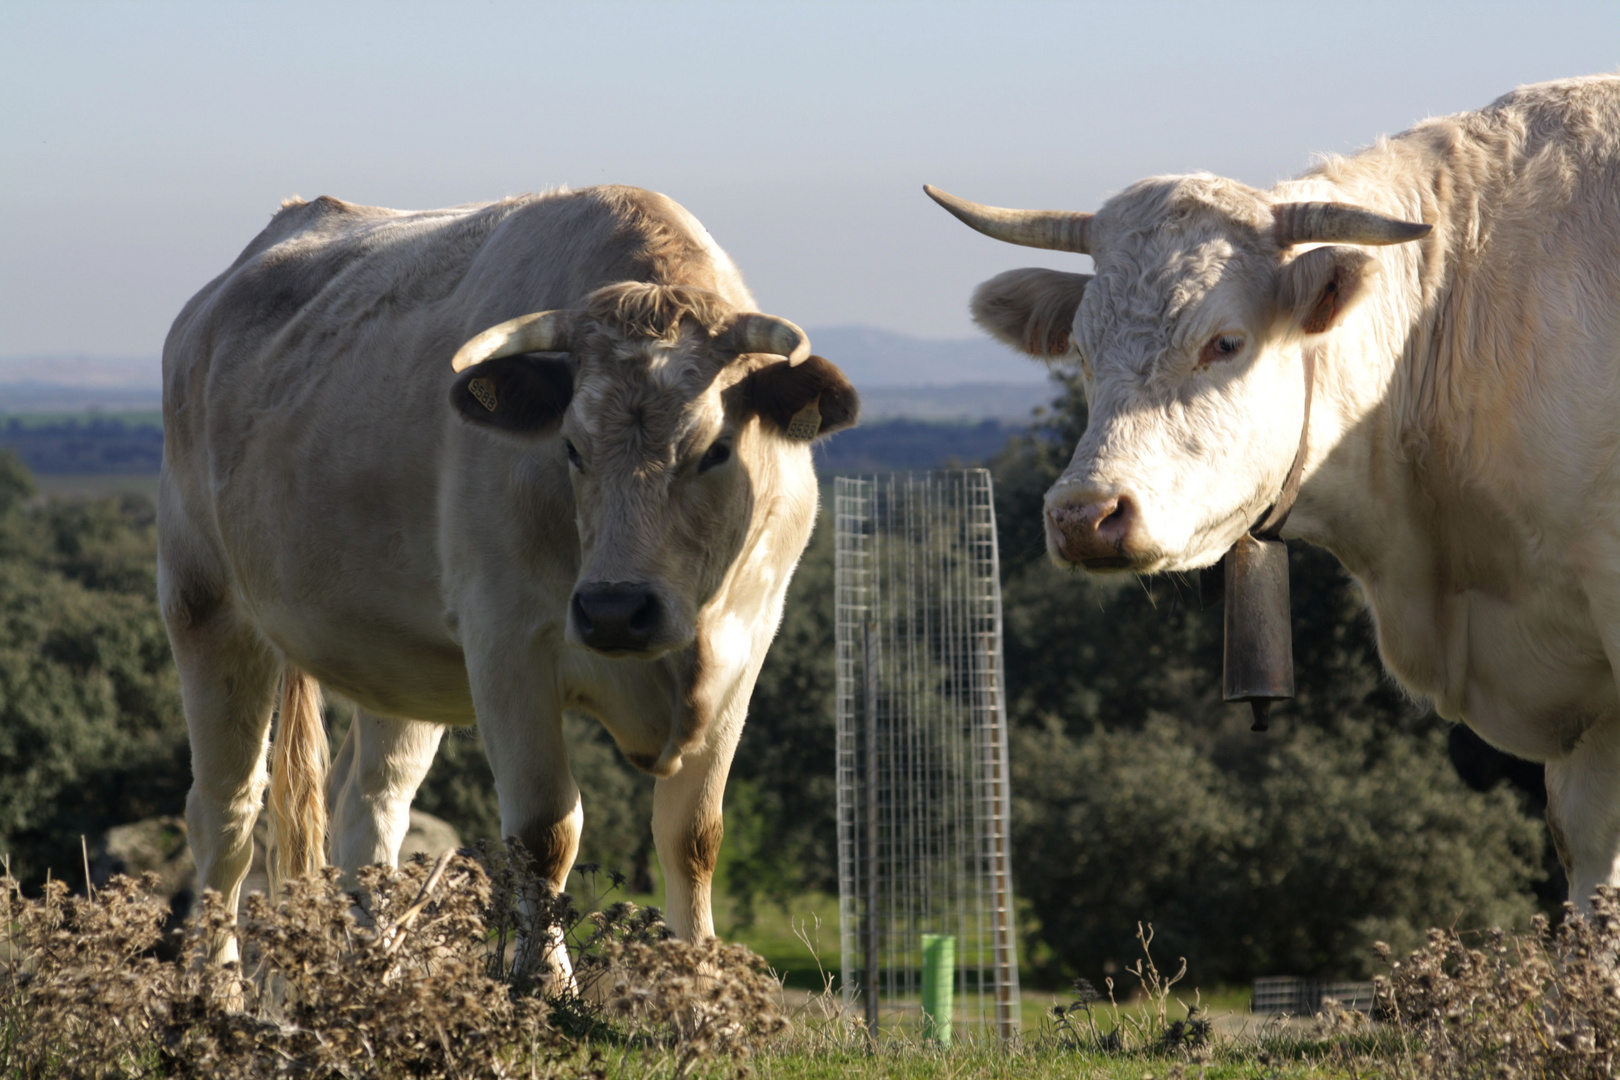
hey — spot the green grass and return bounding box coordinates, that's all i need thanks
[575,875,1267,1042]
[591,1038,1369,1079]
[577,875,842,991]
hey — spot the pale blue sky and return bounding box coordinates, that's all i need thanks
[4,1,1618,364]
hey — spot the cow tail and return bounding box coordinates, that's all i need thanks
[267,662,329,898]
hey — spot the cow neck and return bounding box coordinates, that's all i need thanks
[1198,343,1318,611]
[1252,344,1317,539]
[1202,345,1317,735]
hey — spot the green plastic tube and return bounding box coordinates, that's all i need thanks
[920,934,954,1047]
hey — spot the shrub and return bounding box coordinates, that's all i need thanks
[0,452,188,888]
[1,849,786,1078]
[1377,886,1620,1078]
[1012,716,1544,986]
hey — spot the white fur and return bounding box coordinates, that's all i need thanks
[159,185,830,965]
[984,75,1620,907]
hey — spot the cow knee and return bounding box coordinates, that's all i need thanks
[186,784,260,883]
[510,799,583,891]
[664,815,723,885]
[162,574,226,635]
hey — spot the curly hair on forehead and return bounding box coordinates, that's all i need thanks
[581,281,737,343]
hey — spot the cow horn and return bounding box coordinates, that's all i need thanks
[924,184,1093,254]
[1272,202,1431,247]
[727,313,811,365]
[450,311,575,372]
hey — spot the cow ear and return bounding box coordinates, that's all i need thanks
[970,267,1091,358]
[1276,245,1380,335]
[731,355,860,440]
[450,353,573,433]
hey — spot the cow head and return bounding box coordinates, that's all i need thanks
[928,178,1429,573]
[449,282,856,658]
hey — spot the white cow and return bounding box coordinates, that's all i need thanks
[929,75,1620,907]
[159,185,857,974]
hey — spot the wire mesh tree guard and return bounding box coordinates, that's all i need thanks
[834,470,1020,1041]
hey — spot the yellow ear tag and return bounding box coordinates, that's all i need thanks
[468,377,498,412]
[786,395,822,440]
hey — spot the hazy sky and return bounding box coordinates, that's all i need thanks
[4,1,1618,364]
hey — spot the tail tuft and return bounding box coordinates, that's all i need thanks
[267,663,329,896]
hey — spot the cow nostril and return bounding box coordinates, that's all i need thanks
[573,583,662,651]
[1096,494,1135,540]
[628,594,660,636]
[571,592,594,636]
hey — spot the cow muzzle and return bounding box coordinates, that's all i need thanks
[1045,490,1144,570]
[571,582,667,656]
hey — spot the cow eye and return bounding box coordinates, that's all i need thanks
[564,438,584,471]
[1199,333,1246,366]
[699,441,732,472]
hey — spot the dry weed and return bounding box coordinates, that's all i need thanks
[1376,885,1620,1079]
[601,937,788,1080]
[2,871,173,1078]
[2,847,787,1079]
[1047,923,1210,1061]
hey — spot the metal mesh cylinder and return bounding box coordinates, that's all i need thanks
[834,470,1020,1040]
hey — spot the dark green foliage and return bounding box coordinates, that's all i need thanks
[0,450,188,887]
[0,416,164,475]
[561,717,656,885]
[1012,716,1543,986]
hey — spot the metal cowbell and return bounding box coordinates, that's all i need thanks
[1222,534,1294,731]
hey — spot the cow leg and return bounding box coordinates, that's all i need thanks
[467,659,579,987]
[651,731,739,942]
[328,710,445,871]
[1545,718,1620,910]
[167,607,281,963]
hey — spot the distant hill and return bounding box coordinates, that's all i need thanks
[1,414,163,474]
[2,327,1063,422]
[0,355,160,406]
[814,418,1024,476]
[0,411,1033,479]
[0,328,1065,476]
[854,382,1056,422]
[806,326,1045,387]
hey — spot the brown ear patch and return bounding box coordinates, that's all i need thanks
[1277,245,1378,337]
[1302,279,1342,334]
[729,355,859,439]
[450,353,573,433]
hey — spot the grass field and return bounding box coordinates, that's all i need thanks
[589,879,1260,1040]
[11,857,1602,1078]
[595,1040,1368,1080]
